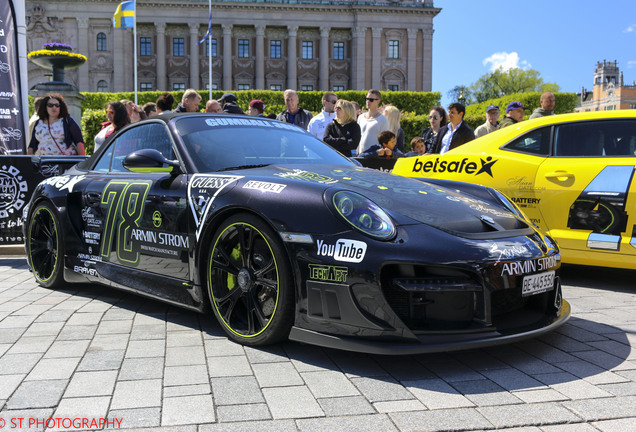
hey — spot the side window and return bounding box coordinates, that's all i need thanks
[503,127,551,155]
[107,124,175,173]
[93,145,114,172]
[554,120,636,157]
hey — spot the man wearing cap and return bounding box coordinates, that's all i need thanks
[276,89,313,130]
[219,93,245,115]
[307,92,337,140]
[430,102,474,154]
[499,101,528,129]
[248,99,265,117]
[529,92,556,119]
[475,105,500,138]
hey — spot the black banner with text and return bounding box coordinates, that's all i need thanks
[0,0,26,155]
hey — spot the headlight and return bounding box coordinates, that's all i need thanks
[332,191,396,240]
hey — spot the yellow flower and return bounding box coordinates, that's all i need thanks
[28,49,87,61]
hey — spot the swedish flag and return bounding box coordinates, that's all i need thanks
[113,1,135,30]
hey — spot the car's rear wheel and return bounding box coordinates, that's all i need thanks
[207,213,294,345]
[27,202,65,288]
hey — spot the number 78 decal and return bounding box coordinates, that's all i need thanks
[566,166,634,251]
[100,181,152,263]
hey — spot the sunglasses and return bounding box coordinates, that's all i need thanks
[327,100,337,104]
[335,106,342,111]
[106,109,114,114]
[429,115,440,120]
[365,98,379,102]
[47,103,60,108]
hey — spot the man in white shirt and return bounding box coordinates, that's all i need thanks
[307,92,337,140]
[356,89,389,155]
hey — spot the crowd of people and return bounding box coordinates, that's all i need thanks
[27,89,556,159]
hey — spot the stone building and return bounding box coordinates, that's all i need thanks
[576,60,636,112]
[25,0,440,93]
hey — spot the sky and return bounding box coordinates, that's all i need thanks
[432,0,636,107]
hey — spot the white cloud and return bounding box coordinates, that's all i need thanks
[627,60,636,68]
[482,52,531,72]
[624,24,636,33]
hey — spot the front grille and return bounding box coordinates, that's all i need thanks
[381,265,483,331]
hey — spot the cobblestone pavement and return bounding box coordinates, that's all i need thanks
[0,255,634,432]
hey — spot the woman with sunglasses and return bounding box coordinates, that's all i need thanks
[323,100,361,157]
[28,93,85,155]
[420,106,447,153]
[94,101,129,152]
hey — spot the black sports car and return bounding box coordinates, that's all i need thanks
[24,114,569,354]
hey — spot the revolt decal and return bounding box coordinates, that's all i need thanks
[411,157,498,177]
[243,180,286,193]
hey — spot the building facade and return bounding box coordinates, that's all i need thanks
[576,60,636,112]
[25,0,440,93]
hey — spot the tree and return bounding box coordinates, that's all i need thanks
[447,85,474,105]
[469,67,560,103]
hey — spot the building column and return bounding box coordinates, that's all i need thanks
[255,25,265,89]
[113,27,125,91]
[371,27,382,90]
[352,27,366,90]
[407,28,417,91]
[422,29,433,92]
[155,23,167,90]
[222,24,233,90]
[287,26,298,89]
[76,17,89,92]
[319,27,330,91]
[189,23,200,89]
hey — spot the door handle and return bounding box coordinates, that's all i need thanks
[86,192,101,206]
[544,171,574,181]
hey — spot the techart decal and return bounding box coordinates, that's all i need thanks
[308,264,348,283]
[274,169,338,184]
[187,174,243,239]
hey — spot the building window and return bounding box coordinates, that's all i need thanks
[205,38,217,57]
[604,105,616,110]
[96,33,107,51]
[333,85,344,91]
[333,42,344,60]
[388,84,399,91]
[630,104,636,109]
[173,83,185,91]
[388,40,399,59]
[205,83,219,90]
[238,39,250,58]
[97,80,108,92]
[270,40,281,59]
[302,41,313,59]
[301,85,313,91]
[140,82,153,91]
[238,84,251,90]
[140,37,152,56]
[270,84,282,91]
[173,38,184,56]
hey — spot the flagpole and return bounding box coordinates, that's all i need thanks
[133,0,138,104]
[208,0,212,100]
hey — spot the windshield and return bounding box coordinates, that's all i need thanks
[174,116,354,172]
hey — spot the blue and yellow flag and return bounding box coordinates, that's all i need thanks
[113,1,135,30]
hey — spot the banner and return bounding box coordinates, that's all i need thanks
[0,0,26,155]
[0,155,86,244]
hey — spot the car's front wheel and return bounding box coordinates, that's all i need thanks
[27,202,65,288]
[207,213,294,346]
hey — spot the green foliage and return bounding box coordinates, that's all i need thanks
[464,92,579,129]
[447,85,473,105]
[469,67,561,103]
[81,108,107,155]
[400,112,429,150]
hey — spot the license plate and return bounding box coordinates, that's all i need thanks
[522,271,555,297]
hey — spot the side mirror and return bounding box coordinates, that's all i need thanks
[123,149,180,174]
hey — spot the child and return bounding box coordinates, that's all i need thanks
[360,130,404,159]
[405,136,426,157]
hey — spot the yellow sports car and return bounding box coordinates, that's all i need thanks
[393,110,636,270]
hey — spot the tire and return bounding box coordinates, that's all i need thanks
[208,213,294,346]
[27,202,65,288]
